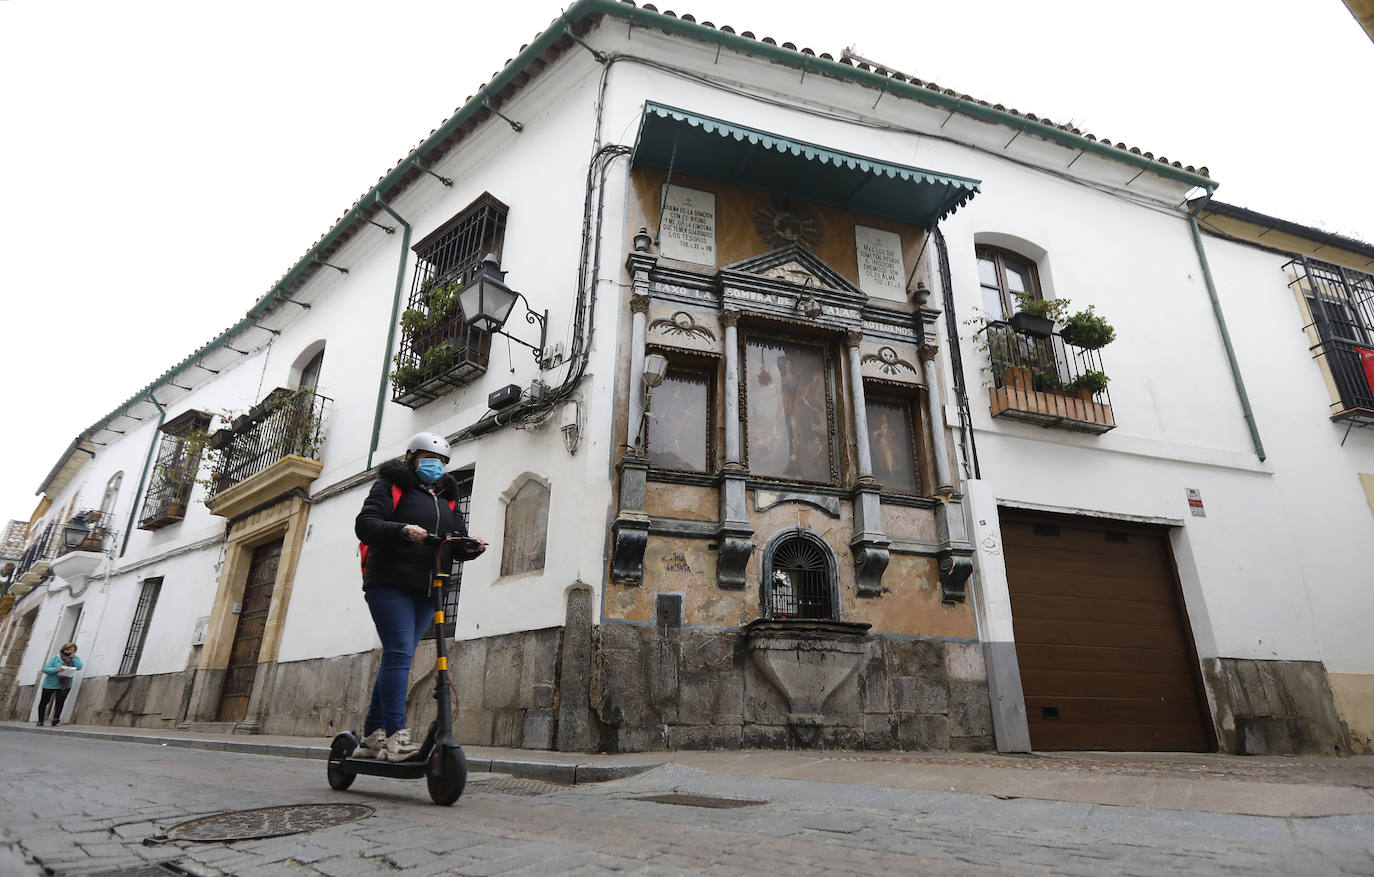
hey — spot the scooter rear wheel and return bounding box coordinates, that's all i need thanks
[426,745,467,805]
[327,733,357,791]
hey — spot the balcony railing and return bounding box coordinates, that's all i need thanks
[208,387,330,496]
[981,321,1115,434]
[1287,257,1374,426]
[12,521,58,582]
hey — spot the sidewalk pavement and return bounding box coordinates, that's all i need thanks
[5,721,1372,819]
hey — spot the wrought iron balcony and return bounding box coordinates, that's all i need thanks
[981,321,1115,434]
[208,387,331,496]
[1287,257,1374,426]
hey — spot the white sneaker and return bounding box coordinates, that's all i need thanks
[353,729,386,760]
[382,728,420,762]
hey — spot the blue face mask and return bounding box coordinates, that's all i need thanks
[415,458,446,484]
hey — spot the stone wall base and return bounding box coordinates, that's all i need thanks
[8,624,994,754]
[1208,658,1353,755]
[594,624,993,753]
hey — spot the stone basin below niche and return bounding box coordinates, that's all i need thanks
[743,618,872,747]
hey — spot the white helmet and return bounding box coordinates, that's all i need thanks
[406,431,450,462]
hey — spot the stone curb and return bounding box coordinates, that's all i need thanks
[0,724,660,785]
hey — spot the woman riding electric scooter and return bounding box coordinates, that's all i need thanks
[329,433,484,804]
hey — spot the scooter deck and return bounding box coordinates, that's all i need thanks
[332,754,430,780]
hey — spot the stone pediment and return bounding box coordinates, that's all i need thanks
[722,244,861,296]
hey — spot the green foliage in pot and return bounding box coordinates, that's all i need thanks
[421,341,458,375]
[390,357,423,394]
[425,281,462,327]
[1069,369,1111,394]
[1060,305,1116,350]
[400,308,428,336]
[1013,292,1070,322]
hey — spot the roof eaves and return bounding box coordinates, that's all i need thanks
[588,0,1215,190]
[1199,199,1374,264]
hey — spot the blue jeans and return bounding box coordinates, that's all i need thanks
[364,587,432,736]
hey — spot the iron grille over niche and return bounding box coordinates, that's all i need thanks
[766,535,833,619]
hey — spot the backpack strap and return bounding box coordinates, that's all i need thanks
[360,483,408,574]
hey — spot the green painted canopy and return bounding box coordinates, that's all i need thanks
[632,102,980,228]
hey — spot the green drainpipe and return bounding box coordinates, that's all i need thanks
[121,394,167,557]
[368,196,412,469]
[1188,205,1266,462]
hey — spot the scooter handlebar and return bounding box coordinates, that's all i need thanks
[423,533,486,560]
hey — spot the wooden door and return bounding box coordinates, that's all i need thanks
[218,539,281,723]
[1001,512,1211,751]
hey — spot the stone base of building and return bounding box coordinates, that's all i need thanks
[1208,658,1353,755]
[594,623,994,753]
[7,624,994,753]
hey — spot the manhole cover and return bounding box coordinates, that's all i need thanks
[636,793,766,809]
[469,776,568,797]
[151,803,373,843]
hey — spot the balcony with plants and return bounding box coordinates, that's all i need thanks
[389,275,491,408]
[975,296,1117,434]
[201,386,331,516]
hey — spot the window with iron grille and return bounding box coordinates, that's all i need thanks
[138,410,211,531]
[391,193,507,407]
[762,532,836,620]
[427,470,473,640]
[118,577,162,676]
[1288,256,1374,424]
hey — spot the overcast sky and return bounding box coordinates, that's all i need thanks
[2,0,1370,525]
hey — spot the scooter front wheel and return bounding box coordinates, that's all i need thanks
[327,732,357,791]
[426,744,467,805]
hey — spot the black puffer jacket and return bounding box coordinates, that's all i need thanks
[356,459,467,595]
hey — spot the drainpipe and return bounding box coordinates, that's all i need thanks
[1187,202,1266,462]
[121,394,166,557]
[367,196,412,470]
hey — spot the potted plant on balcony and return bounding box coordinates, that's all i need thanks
[1059,305,1116,350]
[390,360,423,396]
[1010,293,1070,339]
[1068,369,1110,400]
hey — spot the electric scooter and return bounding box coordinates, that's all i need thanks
[327,533,482,806]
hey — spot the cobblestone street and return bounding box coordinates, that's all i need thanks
[2,728,1373,876]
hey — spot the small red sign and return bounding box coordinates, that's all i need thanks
[1186,488,1205,517]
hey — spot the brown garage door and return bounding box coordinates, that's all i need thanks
[1002,511,1211,752]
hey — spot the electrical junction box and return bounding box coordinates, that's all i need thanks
[487,383,522,410]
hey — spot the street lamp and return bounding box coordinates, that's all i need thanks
[642,353,668,389]
[62,514,91,553]
[456,255,548,365]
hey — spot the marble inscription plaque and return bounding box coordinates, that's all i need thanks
[855,225,906,302]
[660,185,717,266]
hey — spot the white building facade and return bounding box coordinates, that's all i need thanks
[2,0,1367,754]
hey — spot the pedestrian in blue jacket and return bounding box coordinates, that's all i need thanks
[38,642,81,726]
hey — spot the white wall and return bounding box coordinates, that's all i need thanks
[1202,235,1374,674]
